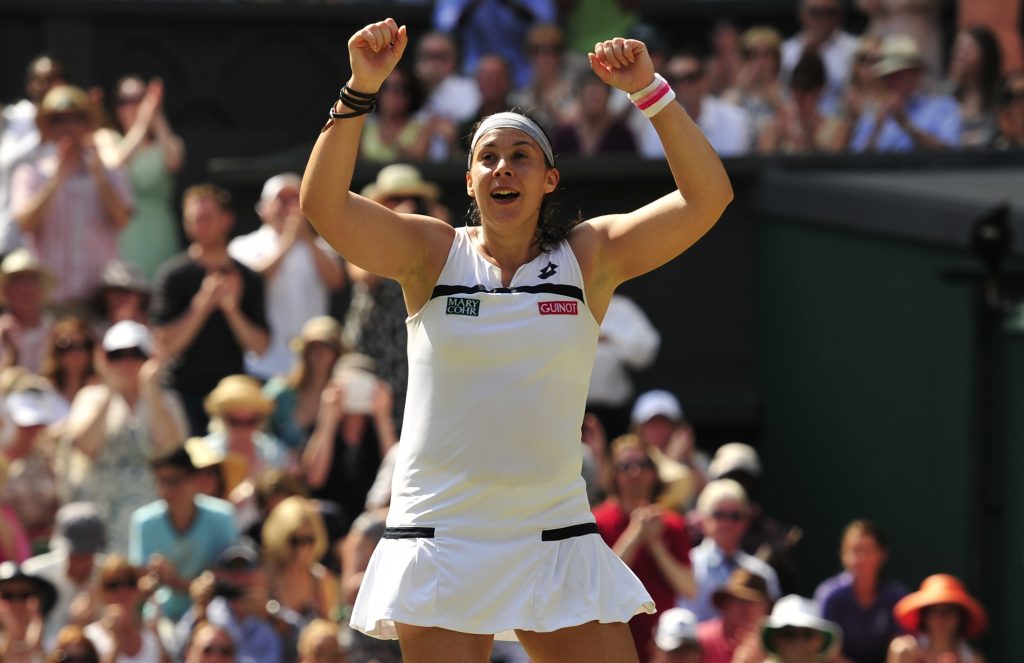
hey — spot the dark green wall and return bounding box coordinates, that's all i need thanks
[754,216,1024,658]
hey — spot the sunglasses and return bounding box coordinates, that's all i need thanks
[668,71,702,84]
[711,510,746,522]
[102,577,137,591]
[201,644,235,657]
[998,89,1024,104]
[418,49,453,62]
[225,415,264,428]
[529,43,563,56]
[776,626,819,640]
[57,338,93,353]
[0,590,34,602]
[155,473,188,488]
[288,534,316,548]
[107,348,147,362]
[925,604,961,617]
[615,459,655,472]
[806,6,840,17]
[47,113,89,126]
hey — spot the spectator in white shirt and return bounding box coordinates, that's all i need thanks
[228,173,344,381]
[781,0,861,115]
[637,53,751,158]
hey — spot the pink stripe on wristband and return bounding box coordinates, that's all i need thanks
[637,83,671,111]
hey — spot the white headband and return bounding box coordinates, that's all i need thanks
[468,112,554,169]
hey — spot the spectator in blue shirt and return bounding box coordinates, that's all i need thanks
[813,519,908,663]
[850,34,961,152]
[677,479,781,622]
[128,445,238,623]
[176,540,288,663]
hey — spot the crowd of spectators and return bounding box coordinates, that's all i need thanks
[0,0,1017,661]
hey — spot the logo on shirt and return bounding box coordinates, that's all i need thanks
[538,262,558,279]
[446,297,480,317]
[538,301,578,316]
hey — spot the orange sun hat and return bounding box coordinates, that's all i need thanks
[893,574,987,639]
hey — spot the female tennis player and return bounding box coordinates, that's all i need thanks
[300,18,733,663]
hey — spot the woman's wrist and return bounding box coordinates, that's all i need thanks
[626,73,676,119]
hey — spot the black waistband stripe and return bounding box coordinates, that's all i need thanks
[382,527,436,540]
[540,522,599,541]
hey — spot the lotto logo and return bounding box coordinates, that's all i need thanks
[538,301,578,315]
[446,297,480,317]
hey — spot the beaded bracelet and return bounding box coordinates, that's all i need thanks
[627,74,676,119]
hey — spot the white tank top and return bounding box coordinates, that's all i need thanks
[388,226,601,539]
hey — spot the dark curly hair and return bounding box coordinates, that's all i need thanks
[464,112,581,253]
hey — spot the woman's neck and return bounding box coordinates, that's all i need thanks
[473,226,539,272]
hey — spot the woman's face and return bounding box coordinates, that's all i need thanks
[613,447,657,499]
[950,31,981,83]
[287,523,318,566]
[305,342,340,372]
[467,127,558,232]
[101,570,140,608]
[377,71,411,118]
[840,530,886,580]
[771,627,826,662]
[115,78,146,132]
[923,604,962,640]
[105,346,147,384]
[56,332,93,372]
[0,580,38,623]
[223,408,265,440]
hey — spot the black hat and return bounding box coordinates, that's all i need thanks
[0,562,58,616]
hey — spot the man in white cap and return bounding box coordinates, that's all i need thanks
[631,389,707,509]
[228,173,343,381]
[849,34,960,152]
[651,607,703,663]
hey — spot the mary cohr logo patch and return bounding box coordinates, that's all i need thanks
[446,297,480,317]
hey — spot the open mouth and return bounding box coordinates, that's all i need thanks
[491,189,520,201]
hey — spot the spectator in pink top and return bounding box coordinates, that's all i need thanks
[10,85,133,311]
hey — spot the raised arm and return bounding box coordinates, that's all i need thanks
[299,19,453,311]
[573,39,734,306]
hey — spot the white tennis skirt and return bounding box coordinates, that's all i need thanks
[349,522,655,641]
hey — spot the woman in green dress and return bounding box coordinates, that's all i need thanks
[100,76,185,278]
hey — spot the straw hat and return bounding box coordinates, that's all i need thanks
[761,595,842,656]
[875,35,925,77]
[893,574,987,639]
[0,249,55,293]
[360,164,440,203]
[289,315,343,354]
[184,437,248,496]
[37,84,98,128]
[204,375,274,417]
